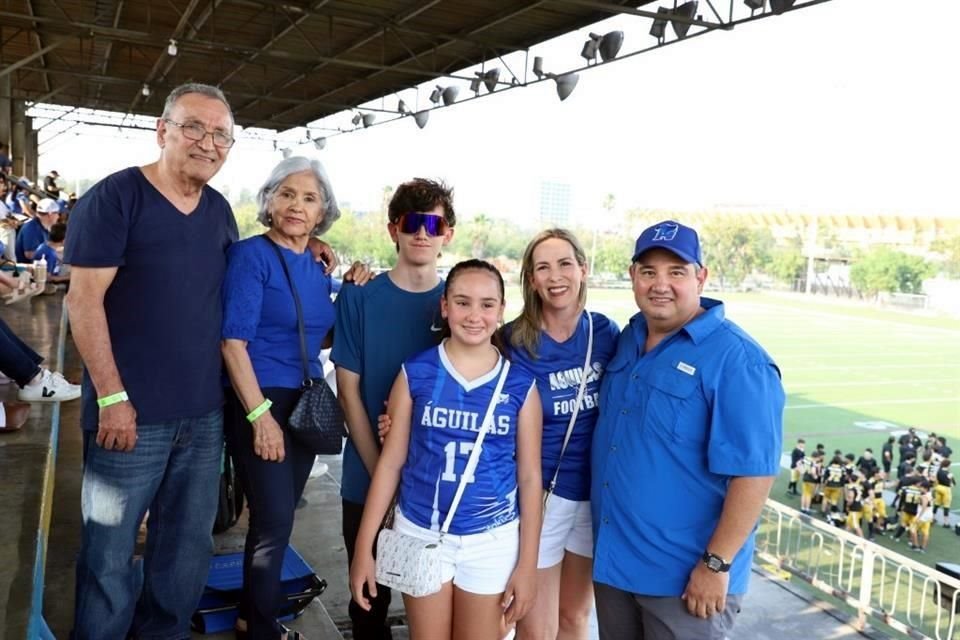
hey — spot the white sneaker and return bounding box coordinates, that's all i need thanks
[17,369,82,402]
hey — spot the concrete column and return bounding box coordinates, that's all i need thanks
[0,76,11,151]
[25,119,38,183]
[12,99,26,177]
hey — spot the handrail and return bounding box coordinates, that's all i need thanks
[25,297,68,639]
[756,499,960,639]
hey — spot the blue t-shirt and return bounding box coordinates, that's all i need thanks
[15,218,48,262]
[33,243,61,275]
[505,311,619,501]
[398,344,536,535]
[591,298,784,597]
[331,274,444,505]
[64,166,239,430]
[222,236,334,389]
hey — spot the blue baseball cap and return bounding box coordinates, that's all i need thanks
[632,220,702,266]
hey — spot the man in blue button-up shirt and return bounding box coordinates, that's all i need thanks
[591,220,784,640]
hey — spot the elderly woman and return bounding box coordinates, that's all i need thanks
[221,155,341,640]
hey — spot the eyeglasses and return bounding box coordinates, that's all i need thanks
[163,118,235,148]
[396,212,448,237]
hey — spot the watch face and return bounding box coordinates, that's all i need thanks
[707,557,723,571]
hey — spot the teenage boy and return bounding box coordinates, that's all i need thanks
[332,178,456,639]
[33,222,70,283]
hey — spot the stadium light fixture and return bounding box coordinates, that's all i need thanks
[744,0,764,9]
[167,39,178,56]
[532,56,546,80]
[281,147,292,159]
[581,35,601,63]
[429,86,443,104]
[397,99,409,114]
[351,113,361,126]
[649,7,670,40]
[470,77,482,94]
[313,137,327,150]
[441,86,459,106]
[554,73,579,102]
[413,110,430,129]
[481,68,500,93]
[598,31,625,61]
[770,0,796,13]
[141,84,151,97]
[362,113,376,128]
[671,1,699,39]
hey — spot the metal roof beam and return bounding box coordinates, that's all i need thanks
[0,42,64,79]
[552,0,730,29]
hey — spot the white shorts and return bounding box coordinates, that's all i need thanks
[538,495,593,568]
[394,509,519,595]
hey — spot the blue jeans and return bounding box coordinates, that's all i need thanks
[72,409,223,640]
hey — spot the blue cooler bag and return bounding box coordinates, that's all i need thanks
[191,546,327,634]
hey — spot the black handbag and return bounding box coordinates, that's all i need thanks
[263,236,346,455]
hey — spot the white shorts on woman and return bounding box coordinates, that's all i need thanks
[538,495,593,568]
[394,509,519,595]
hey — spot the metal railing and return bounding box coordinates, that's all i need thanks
[756,500,960,640]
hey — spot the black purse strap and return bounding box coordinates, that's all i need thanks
[261,235,313,389]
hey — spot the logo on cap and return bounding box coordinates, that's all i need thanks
[651,223,680,242]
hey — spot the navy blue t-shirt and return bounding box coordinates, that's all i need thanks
[64,167,239,430]
[15,217,49,262]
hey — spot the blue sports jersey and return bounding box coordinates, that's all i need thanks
[505,312,619,501]
[398,344,536,535]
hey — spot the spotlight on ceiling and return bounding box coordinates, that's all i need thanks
[532,56,545,80]
[744,0,764,8]
[362,113,376,128]
[441,86,459,106]
[141,84,151,97]
[671,1,699,39]
[650,7,670,40]
[581,34,600,63]
[481,68,500,93]
[470,77,482,93]
[429,86,443,104]
[397,99,409,114]
[313,137,327,150]
[281,147,292,159]
[351,113,361,126]
[167,39,178,56]
[554,73,579,102]
[770,0,796,12]
[413,110,430,129]
[598,31,624,61]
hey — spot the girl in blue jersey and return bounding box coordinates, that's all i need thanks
[507,229,619,640]
[351,259,543,640]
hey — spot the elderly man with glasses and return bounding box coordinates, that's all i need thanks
[14,197,60,262]
[64,83,338,640]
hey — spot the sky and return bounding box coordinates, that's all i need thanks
[34,0,960,225]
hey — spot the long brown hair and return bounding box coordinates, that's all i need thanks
[510,228,588,358]
[442,259,508,356]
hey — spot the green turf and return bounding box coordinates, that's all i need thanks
[503,287,960,569]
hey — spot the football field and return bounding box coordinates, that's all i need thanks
[503,286,960,564]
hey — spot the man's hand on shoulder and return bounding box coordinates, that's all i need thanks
[681,561,729,619]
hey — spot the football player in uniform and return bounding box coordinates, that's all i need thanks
[822,455,846,517]
[934,459,955,528]
[891,481,923,543]
[800,450,824,514]
[845,472,866,537]
[909,481,934,553]
[351,260,543,640]
[788,438,806,497]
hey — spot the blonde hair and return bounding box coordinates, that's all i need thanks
[509,228,588,358]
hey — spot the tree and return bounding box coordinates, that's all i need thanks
[849,247,934,297]
[931,235,960,278]
[700,220,774,290]
[767,235,806,286]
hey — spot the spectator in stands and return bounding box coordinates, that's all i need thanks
[15,197,59,262]
[64,82,336,640]
[881,436,895,474]
[0,281,81,403]
[43,169,60,199]
[787,438,805,496]
[220,156,342,640]
[33,222,68,284]
[591,220,784,639]
[0,143,11,175]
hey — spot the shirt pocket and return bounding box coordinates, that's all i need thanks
[644,366,705,445]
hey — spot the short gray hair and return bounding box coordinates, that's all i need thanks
[256,156,341,236]
[161,83,233,123]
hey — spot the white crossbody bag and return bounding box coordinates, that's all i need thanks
[543,311,593,511]
[375,360,511,597]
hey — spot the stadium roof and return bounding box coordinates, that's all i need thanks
[1,0,667,131]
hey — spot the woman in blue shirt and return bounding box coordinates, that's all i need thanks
[506,229,619,640]
[221,156,341,640]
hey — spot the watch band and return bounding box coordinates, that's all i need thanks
[702,551,731,573]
